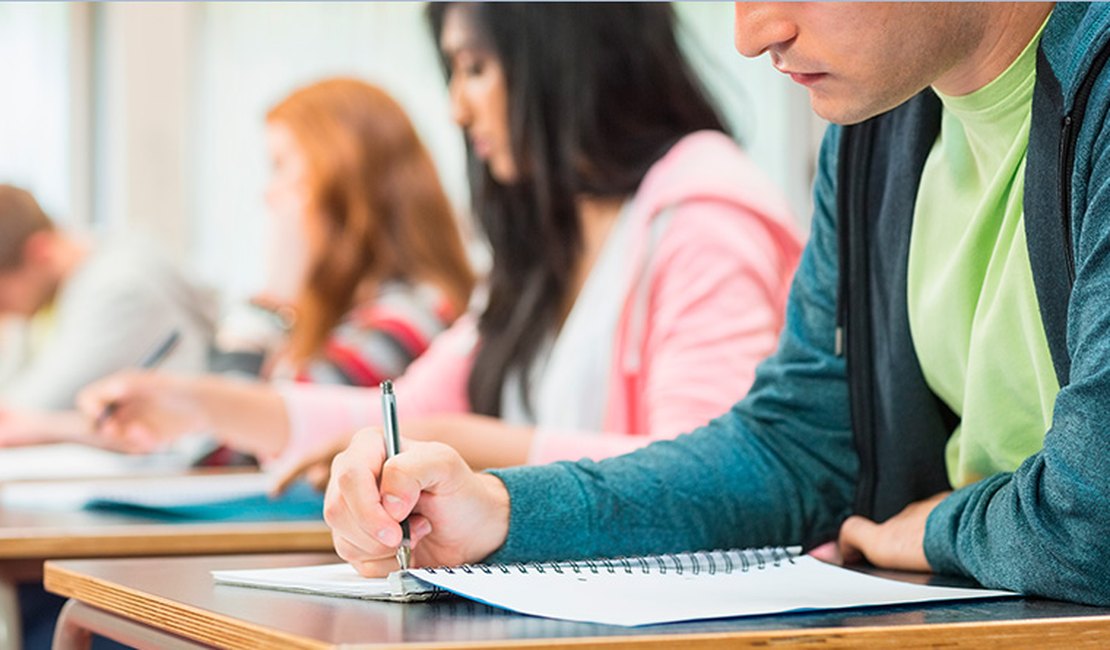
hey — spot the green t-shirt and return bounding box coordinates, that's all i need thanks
[908,22,1057,488]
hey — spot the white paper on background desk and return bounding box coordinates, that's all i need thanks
[0,471,273,511]
[410,555,1017,626]
[0,443,192,483]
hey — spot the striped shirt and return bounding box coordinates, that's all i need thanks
[272,281,454,387]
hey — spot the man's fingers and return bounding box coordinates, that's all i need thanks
[837,515,876,565]
[332,533,399,578]
[326,467,399,548]
[408,514,433,547]
[807,540,844,565]
[378,442,465,523]
[325,430,403,548]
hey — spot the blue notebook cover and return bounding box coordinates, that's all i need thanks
[84,481,324,522]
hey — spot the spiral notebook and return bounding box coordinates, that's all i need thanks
[213,546,1017,626]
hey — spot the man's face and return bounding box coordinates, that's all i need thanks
[0,258,55,318]
[734,3,985,124]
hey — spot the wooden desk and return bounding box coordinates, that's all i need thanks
[0,502,330,648]
[0,507,329,566]
[45,553,1110,649]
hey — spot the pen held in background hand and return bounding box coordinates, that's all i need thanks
[380,379,412,571]
[94,330,182,430]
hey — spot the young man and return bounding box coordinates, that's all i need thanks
[326,3,1110,605]
[0,185,215,443]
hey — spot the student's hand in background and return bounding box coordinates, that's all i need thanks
[325,427,510,577]
[269,437,349,496]
[836,491,950,572]
[77,371,209,452]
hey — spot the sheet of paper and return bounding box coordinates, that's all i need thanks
[0,471,273,511]
[0,443,192,483]
[215,563,393,597]
[411,556,1017,626]
[213,563,435,601]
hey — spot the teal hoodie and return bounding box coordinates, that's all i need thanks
[488,4,1110,606]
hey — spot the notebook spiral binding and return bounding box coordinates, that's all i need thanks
[423,546,799,577]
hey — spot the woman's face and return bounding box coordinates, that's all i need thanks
[264,121,319,298]
[440,7,517,184]
[265,121,311,223]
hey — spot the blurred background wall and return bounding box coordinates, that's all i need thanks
[0,2,823,307]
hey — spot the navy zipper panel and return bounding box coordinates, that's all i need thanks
[838,122,879,516]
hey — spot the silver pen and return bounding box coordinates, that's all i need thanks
[380,380,411,570]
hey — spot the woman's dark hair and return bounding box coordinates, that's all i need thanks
[428,3,727,416]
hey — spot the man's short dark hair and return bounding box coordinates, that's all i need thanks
[0,185,54,270]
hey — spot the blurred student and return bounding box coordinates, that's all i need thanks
[0,185,214,445]
[81,3,801,470]
[211,78,474,388]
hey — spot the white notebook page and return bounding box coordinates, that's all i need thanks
[411,555,1016,626]
[214,549,1016,627]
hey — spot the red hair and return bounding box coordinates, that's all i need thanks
[267,78,474,365]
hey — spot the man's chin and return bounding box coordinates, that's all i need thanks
[810,97,881,127]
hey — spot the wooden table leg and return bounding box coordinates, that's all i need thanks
[52,599,210,650]
[0,575,21,649]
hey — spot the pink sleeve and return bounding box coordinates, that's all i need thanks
[273,316,479,466]
[527,201,801,464]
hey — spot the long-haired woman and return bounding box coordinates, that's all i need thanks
[232,77,474,386]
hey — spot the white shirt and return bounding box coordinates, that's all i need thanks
[0,235,216,410]
[501,203,635,433]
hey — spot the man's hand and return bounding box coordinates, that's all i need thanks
[837,491,950,571]
[324,428,511,577]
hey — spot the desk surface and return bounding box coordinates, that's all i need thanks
[0,506,331,560]
[44,553,1110,650]
[0,471,332,561]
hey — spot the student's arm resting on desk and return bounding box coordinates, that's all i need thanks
[484,129,857,562]
[922,104,1110,606]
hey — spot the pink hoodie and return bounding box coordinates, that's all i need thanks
[277,131,801,465]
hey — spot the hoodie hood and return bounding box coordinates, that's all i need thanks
[1042,3,1110,111]
[630,130,797,237]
